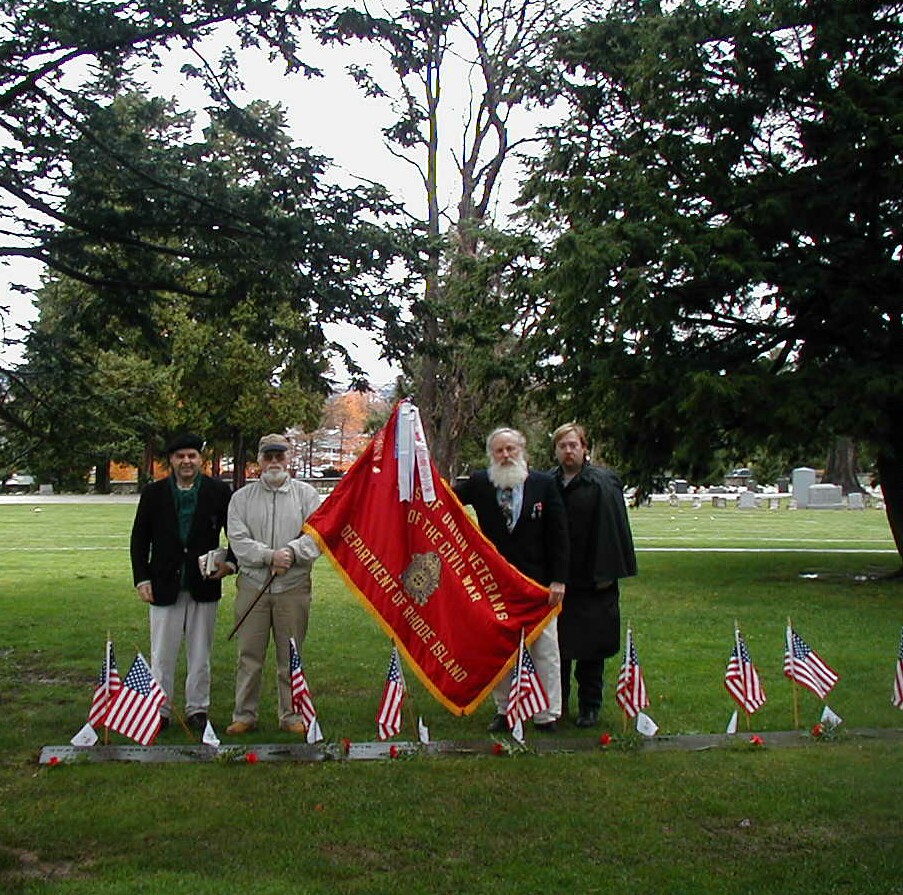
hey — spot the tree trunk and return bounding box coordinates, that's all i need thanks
[876,453,903,572]
[232,430,247,490]
[94,457,111,494]
[140,437,155,486]
[824,436,864,495]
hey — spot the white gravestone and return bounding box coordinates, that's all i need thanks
[792,467,817,508]
[808,483,843,509]
[737,492,757,510]
[847,492,865,510]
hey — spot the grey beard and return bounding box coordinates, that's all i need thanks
[261,467,289,487]
[488,457,528,490]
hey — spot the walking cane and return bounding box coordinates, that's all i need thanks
[227,571,278,641]
[227,514,308,641]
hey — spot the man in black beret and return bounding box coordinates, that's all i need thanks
[130,433,234,733]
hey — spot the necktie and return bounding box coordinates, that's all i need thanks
[498,488,514,531]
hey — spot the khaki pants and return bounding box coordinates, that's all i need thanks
[231,577,312,726]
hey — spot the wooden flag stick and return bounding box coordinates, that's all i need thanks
[787,617,800,729]
[104,633,112,746]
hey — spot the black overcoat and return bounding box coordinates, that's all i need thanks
[130,475,232,606]
[551,463,637,660]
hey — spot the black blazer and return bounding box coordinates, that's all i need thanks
[453,469,569,586]
[130,475,232,606]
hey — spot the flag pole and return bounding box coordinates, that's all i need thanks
[514,628,526,729]
[103,633,112,746]
[734,621,751,730]
[787,617,800,729]
[620,624,631,735]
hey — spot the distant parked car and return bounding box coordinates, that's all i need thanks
[2,474,35,494]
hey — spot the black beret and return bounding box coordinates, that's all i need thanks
[166,433,205,454]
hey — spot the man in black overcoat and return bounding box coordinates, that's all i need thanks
[130,433,233,731]
[454,427,569,732]
[550,423,637,728]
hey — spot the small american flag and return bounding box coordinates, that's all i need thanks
[616,628,649,719]
[376,647,406,740]
[893,627,903,711]
[505,632,549,728]
[289,637,317,727]
[105,653,166,745]
[724,628,766,714]
[783,627,839,700]
[87,640,122,728]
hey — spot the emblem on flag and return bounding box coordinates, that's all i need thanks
[401,552,441,605]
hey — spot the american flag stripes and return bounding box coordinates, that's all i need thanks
[376,647,406,740]
[87,639,122,728]
[783,627,839,699]
[289,637,317,727]
[105,653,166,745]
[505,632,549,728]
[724,628,766,714]
[616,627,649,719]
[893,627,903,711]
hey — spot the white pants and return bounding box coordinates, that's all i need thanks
[149,590,218,718]
[493,617,562,724]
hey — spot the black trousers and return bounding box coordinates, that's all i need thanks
[561,658,605,714]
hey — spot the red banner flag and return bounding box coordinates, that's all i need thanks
[304,400,558,715]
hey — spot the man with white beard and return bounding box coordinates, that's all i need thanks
[454,428,569,732]
[225,434,321,736]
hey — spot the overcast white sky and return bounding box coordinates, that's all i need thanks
[1,17,551,386]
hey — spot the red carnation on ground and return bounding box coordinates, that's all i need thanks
[749,735,764,746]
[389,745,399,759]
[811,723,824,738]
[599,732,613,747]
[245,751,259,764]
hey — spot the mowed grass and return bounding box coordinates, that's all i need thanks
[0,498,902,894]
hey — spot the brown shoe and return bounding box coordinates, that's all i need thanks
[280,720,307,736]
[225,720,257,736]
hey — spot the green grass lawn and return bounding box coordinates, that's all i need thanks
[1,499,902,894]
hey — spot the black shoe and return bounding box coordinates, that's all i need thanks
[187,712,208,733]
[159,716,171,731]
[487,713,508,733]
[533,720,559,733]
[574,709,599,728]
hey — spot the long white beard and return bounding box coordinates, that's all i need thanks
[261,466,289,487]
[488,457,528,490]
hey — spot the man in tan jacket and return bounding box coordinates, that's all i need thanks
[225,434,321,736]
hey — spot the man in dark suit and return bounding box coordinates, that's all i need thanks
[130,433,233,732]
[550,423,637,728]
[454,427,569,732]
